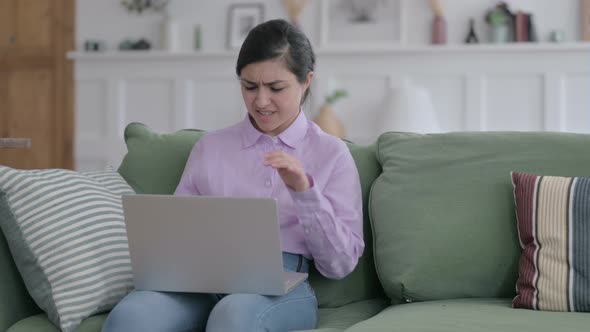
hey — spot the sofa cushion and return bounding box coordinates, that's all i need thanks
[8,298,388,332]
[345,298,590,332]
[118,123,206,194]
[7,314,107,332]
[313,297,388,330]
[512,172,590,312]
[371,132,590,303]
[309,143,384,308]
[117,123,384,308]
[0,167,135,332]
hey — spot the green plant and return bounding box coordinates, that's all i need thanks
[487,10,508,26]
[325,89,348,105]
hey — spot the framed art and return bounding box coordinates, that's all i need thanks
[227,3,265,49]
[320,0,405,48]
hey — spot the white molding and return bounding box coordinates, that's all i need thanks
[562,74,588,133]
[464,75,485,131]
[478,76,488,132]
[115,80,127,138]
[173,78,186,131]
[557,75,567,132]
[544,73,566,131]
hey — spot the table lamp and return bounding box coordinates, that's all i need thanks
[377,82,441,134]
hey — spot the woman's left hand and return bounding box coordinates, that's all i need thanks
[264,150,310,192]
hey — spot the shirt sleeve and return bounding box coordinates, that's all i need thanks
[174,141,202,196]
[289,149,364,280]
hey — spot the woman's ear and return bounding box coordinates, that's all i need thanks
[300,71,314,105]
[304,71,314,91]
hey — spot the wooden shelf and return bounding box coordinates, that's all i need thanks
[67,42,590,61]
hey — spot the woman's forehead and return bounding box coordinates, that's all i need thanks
[240,59,295,81]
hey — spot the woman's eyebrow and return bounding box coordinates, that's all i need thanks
[240,79,286,86]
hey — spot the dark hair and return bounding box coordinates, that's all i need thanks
[236,19,315,104]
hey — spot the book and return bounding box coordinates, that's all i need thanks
[527,14,537,42]
[515,11,530,42]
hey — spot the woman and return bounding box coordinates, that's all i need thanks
[102,19,364,332]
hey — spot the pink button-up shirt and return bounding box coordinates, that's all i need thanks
[175,111,364,279]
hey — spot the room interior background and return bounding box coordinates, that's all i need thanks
[71,0,590,171]
[77,0,582,51]
[2,0,589,170]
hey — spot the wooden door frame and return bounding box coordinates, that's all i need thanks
[0,0,74,169]
[54,0,75,169]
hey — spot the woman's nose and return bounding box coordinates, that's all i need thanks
[254,89,271,108]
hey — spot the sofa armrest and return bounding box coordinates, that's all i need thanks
[0,232,40,331]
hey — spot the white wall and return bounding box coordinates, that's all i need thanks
[77,0,583,51]
[73,0,589,171]
[71,44,590,170]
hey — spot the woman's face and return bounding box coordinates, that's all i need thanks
[240,59,313,136]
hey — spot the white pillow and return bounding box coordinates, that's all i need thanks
[0,166,135,332]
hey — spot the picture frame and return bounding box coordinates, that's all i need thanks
[583,0,590,41]
[227,3,265,49]
[320,0,405,48]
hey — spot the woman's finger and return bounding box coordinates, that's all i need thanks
[264,156,287,166]
[265,154,298,165]
[269,160,293,170]
[264,150,287,158]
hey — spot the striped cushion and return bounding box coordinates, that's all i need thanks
[511,171,590,312]
[0,166,135,332]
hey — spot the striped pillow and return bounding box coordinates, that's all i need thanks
[0,166,135,332]
[511,171,590,312]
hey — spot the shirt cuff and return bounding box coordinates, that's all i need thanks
[289,175,323,231]
[289,175,320,202]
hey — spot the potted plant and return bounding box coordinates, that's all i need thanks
[485,2,514,43]
[313,89,348,139]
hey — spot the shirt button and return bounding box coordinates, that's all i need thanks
[304,227,310,235]
[265,179,271,187]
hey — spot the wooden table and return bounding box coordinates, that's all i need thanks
[0,138,32,149]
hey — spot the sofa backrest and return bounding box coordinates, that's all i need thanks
[370,131,590,304]
[117,123,384,307]
[118,123,207,194]
[308,142,384,307]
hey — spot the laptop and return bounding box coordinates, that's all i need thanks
[122,194,308,296]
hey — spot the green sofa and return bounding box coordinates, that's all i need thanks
[2,123,590,331]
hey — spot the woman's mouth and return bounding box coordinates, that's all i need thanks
[258,110,274,116]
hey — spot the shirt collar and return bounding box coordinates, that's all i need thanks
[241,115,264,148]
[241,110,308,149]
[276,110,308,149]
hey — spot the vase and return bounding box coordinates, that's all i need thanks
[313,104,345,139]
[161,16,181,52]
[490,24,510,43]
[432,15,447,44]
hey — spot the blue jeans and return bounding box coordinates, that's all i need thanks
[102,253,318,332]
